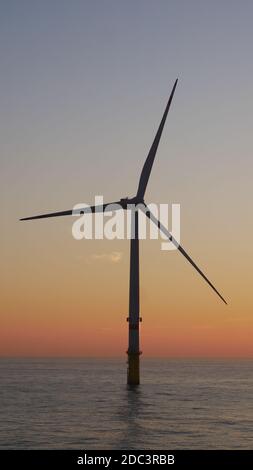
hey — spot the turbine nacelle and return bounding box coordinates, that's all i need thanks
[120,196,144,209]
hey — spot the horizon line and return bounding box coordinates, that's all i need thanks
[0,355,252,360]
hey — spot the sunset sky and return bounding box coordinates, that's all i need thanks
[1,0,252,357]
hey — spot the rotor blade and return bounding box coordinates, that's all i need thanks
[20,201,123,221]
[136,79,178,199]
[141,205,227,305]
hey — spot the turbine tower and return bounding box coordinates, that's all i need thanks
[20,79,227,385]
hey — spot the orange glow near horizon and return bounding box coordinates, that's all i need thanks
[1,226,253,357]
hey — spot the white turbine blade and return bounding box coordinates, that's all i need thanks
[20,201,123,221]
[136,79,178,200]
[141,206,227,305]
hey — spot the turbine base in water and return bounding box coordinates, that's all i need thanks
[127,351,141,385]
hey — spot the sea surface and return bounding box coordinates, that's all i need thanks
[0,358,252,449]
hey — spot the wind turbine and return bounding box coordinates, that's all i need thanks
[20,79,227,385]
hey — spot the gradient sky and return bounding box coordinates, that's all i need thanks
[1,0,253,357]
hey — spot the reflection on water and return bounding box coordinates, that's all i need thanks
[114,385,144,449]
[0,358,253,449]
